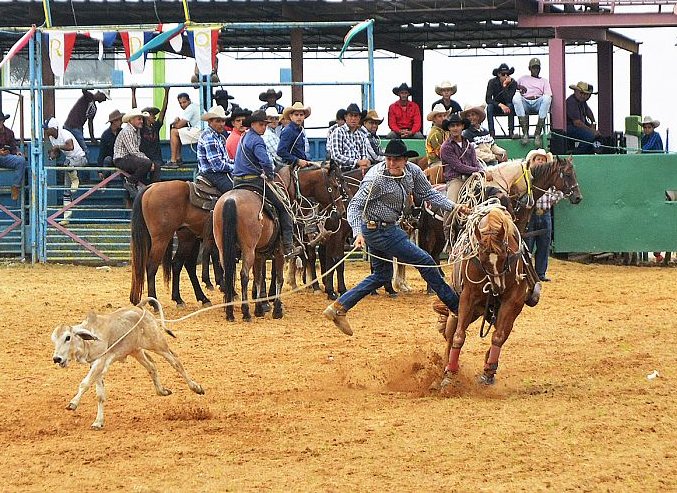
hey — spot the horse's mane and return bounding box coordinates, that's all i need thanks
[530,156,559,181]
[478,208,516,254]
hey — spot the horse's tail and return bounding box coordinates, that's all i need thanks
[221,198,238,302]
[130,186,150,305]
[162,234,174,290]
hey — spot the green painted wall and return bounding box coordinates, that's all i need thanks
[553,153,677,252]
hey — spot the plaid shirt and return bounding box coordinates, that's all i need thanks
[198,126,231,174]
[113,124,145,160]
[347,161,456,236]
[327,124,371,171]
[535,187,564,211]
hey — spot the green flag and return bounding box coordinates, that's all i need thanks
[338,20,373,63]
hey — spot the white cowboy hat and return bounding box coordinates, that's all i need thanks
[525,148,549,164]
[434,80,457,96]
[265,107,283,119]
[641,115,660,128]
[282,101,311,119]
[426,103,449,122]
[460,103,486,124]
[122,108,150,123]
[201,104,228,121]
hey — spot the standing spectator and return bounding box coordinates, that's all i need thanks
[44,118,87,225]
[461,104,507,166]
[0,113,26,201]
[640,116,663,153]
[63,89,109,158]
[327,103,371,172]
[431,81,462,113]
[262,107,283,167]
[113,108,155,198]
[387,83,424,139]
[225,107,252,160]
[278,102,312,168]
[168,93,201,166]
[131,86,170,171]
[425,104,450,168]
[513,58,552,146]
[197,105,233,194]
[485,63,517,138]
[361,110,386,165]
[258,88,285,114]
[96,109,124,183]
[566,81,600,155]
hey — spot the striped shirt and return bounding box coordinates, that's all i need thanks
[535,187,564,211]
[113,124,146,160]
[197,126,231,174]
[347,161,456,236]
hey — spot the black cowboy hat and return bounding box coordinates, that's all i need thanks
[141,106,160,116]
[392,83,414,96]
[243,110,269,127]
[0,113,11,121]
[258,88,283,102]
[344,103,367,119]
[440,113,470,131]
[383,139,419,158]
[335,108,347,120]
[492,63,515,77]
[214,89,235,101]
[225,107,252,126]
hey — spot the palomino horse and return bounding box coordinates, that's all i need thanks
[214,162,346,321]
[440,206,528,386]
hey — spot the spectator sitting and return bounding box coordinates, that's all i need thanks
[0,113,26,201]
[361,110,386,165]
[213,89,236,115]
[327,108,347,140]
[96,109,124,184]
[566,81,600,155]
[513,58,552,146]
[640,116,663,153]
[278,102,312,168]
[432,80,462,113]
[113,108,156,198]
[485,63,517,138]
[461,104,507,166]
[263,107,284,167]
[64,88,109,158]
[132,86,170,173]
[258,88,285,115]
[197,105,233,194]
[327,103,372,172]
[225,107,252,160]
[387,83,424,139]
[168,92,201,167]
[425,104,450,168]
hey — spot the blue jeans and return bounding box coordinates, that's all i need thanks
[64,126,88,157]
[486,103,515,136]
[338,224,459,312]
[512,94,552,119]
[200,171,233,194]
[526,211,552,279]
[566,125,595,154]
[0,153,26,187]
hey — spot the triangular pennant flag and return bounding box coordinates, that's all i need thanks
[102,32,117,48]
[159,23,184,52]
[187,28,218,75]
[85,30,105,60]
[121,31,151,74]
[0,26,37,71]
[46,31,76,77]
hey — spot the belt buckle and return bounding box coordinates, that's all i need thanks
[366,220,377,230]
[535,208,545,216]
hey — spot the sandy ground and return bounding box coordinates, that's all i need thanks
[0,259,675,492]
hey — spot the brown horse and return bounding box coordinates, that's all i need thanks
[130,181,219,308]
[440,207,528,386]
[214,163,346,321]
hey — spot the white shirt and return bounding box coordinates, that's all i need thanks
[49,128,86,159]
[182,103,201,128]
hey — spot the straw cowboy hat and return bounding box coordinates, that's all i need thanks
[107,109,124,123]
[282,101,311,119]
[363,109,384,124]
[434,80,457,96]
[201,105,228,121]
[641,115,660,128]
[258,88,283,102]
[265,107,283,119]
[569,81,598,95]
[426,103,449,122]
[525,148,549,164]
[460,104,487,124]
[383,139,419,158]
[392,83,414,96]
[122,108,150,123]
[492,63,515,77]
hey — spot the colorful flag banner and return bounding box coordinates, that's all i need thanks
[187,28,218,75]
[129,23,185,62]
[159,23,185,52]
[338,20,372,63]
[46,30,76,76]
[0,26,37,71]
[121,31,151,74]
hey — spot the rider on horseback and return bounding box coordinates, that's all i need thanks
[196,105,234,194]
[233,110,304,259]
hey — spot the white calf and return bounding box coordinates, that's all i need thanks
[51,298,204,429]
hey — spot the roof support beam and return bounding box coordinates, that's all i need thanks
[556,27,640,53]
[519,13,677,28]
[373,35,424,60]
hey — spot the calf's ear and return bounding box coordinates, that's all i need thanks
[73,326,99,341]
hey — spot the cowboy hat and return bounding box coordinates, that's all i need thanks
[282,101,311,119]
[141,107,160,116]
[383,139,419,158]
[569,81,597,95]
[525,148,549,164]
[201,104,228,121]
[107,109,124,123]
[258,88,283,102]
[434,81,457,96]
[244,110,269,127]
[460,104,487,124]
[343,103,366,119]
[426,103,449,122]
[122,108,150,123]
[641,115,660,128]
[492,63,515,77]
[392,83,414,96]
[440,113,470,131]
[363,109,383,124]
[265,107,283,119]
[224,107,252,125]
[214,89,235,101]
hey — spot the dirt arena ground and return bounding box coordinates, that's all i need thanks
[0,258,675,492]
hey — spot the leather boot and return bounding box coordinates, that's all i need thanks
[534,118,546,148]
[519,117,530,145]
[323,301,353,336]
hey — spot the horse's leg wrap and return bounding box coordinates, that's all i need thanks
[446,347,462,374]
[483,345,501,373]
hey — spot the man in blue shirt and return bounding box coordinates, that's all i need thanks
[197,105,232,194]
[277,102,312,168]
[233,110,303,259]
[640,116,663,153]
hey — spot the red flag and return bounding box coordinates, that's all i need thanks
[0,26,37,71]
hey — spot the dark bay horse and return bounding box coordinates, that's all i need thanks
[440,206,528,387]
[214,163,346,321]
[130,181,221,308]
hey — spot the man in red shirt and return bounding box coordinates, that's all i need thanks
[386,83,424,139]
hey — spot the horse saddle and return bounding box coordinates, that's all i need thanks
[188,176,221,211]
[233,183,280,224]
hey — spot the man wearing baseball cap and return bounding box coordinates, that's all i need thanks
[512,58,552,146]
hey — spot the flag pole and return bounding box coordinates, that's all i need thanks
[42,0,53,28]
[181,0,191,24]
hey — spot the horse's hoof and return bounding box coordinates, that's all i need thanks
[254,307,264,317]
[201,300,212,308]
[272,310,283,319]
[226,312,235,322]
[327,291,338,300]
[242,315,252,322]
[478,374,495,385]
[204,284,215,291]
[439,372,455,389]
[90,423,104,430]
[176,301,186,309]
[66,402,77,411]
[158,388,172,396]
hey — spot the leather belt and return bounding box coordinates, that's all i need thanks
[236,174,260,180]
[366,220,397,230]
[534,208,547,216]
[525,96,540,100]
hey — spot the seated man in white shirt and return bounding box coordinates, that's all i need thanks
[168,92,201,166]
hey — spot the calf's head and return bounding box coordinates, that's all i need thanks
[51,323,99,368]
